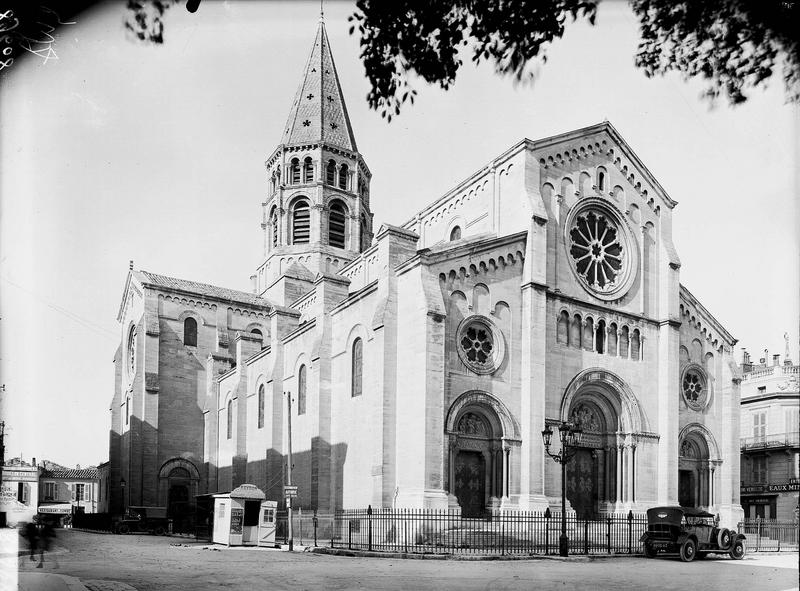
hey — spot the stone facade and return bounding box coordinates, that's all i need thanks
[108,21,744,528]
[739,345,800,521]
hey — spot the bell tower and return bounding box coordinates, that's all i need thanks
[256,19,372,304]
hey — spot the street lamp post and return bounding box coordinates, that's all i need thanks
[541,421,583,557]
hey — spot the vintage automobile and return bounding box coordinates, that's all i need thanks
[640,506,746,562]
[114,506,171,535]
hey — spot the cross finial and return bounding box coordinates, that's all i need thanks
[320,0,324,22]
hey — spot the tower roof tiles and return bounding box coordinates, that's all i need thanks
[280,21,357,151]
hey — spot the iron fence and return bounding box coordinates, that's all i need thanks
[276,510,336,547]
[738,519,799,552]
[328,507,648,556]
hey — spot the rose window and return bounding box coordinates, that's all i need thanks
[460,326,493,365]
[456,315,505,375]
[569,211,624,292]
[680,365,710,411]
[683,373,703,402]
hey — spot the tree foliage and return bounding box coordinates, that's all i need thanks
[632,0,799,105]
[122,0,800,119]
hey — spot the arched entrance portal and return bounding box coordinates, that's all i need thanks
[678,424,721,509]
[445,392,521,517]
[560,369,650,517]
[158,458,200,533]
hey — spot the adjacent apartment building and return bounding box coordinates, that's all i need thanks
[739,341,800,521]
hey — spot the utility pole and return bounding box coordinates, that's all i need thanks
[286,391,294,552]
[0,420,5,489]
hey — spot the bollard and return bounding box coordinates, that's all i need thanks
[367,505,373,552]
[607,516,612,554]
[627,510,634,554]
[313,509,318,547]
[544,508,551,555]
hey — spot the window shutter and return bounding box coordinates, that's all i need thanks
[71,484,76,500]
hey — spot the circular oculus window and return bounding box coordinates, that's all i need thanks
[681,364,709,411]
[456,315,505,375]
[565,199,637,300]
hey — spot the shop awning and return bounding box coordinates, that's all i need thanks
[38,504,72,514]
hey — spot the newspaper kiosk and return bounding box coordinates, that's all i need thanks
[212,484,265,546]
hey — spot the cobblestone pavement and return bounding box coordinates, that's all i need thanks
[12,530,800,591]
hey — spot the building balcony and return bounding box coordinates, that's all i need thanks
[741,432,800,451]
[743,365,799,381]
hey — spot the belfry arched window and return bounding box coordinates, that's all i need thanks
[298,364,307,415]
[184,317,197,347]
[226,399,233,440]
[328,201,347,249]
[303,157,314,183]
[290,158,301,184]
[351,338,363,398]
[338,163,349,190]
[360,216,370,252]
[450,226,462,241]
[291,200,310,244]
[269,206,278,248]
[326,160,336,185]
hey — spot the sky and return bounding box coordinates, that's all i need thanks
[0,1,797,469]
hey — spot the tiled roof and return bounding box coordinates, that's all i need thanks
[40,468,99,480]
[136,271,271,308]
[281,21,357,151]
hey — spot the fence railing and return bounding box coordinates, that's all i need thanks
[327,507,647,556]
[738,519,799,552]
[275,510,336,547]
[740,432,800,450]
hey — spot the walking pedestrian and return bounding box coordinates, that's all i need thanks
[38,521,57,568]
[22,522,38,562]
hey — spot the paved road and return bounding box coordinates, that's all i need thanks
[13,530,800,591]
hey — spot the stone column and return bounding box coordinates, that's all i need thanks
[709,463,715,507]
[639,336,645,361]
[616,443,624,503]
[503,445,511,498]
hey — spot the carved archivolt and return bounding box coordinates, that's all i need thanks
[445,390,521,441]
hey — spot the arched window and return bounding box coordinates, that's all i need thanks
[269,207,278,248]
[226,399,233,440]
[351,338,363,397]
[291,200,310,244]
[360,216,370,252]
[326,160,336,185]
[251,328,262,338]
[338,163,349,190]
[290,158,300,184]
[597,170,606,192]
[298,364,307,415]
[303,157,314,183]
[557,311,569,345]
[449,226,462,241]
[328,201,347,248]
[596,319,606,354]
[269,176,276,194]
[184,317,198,347]
[257,385,265,429]
[125,396,130,426]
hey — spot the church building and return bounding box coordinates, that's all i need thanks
[109,20,744,528]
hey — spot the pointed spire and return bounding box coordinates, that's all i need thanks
[281,21,358,152]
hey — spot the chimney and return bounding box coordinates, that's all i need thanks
[742,349,749,364]
[32,457,35,467]
[773,354,780,366]
[764,349,769,365]
[250,274,258,294]
[76,464,80,470]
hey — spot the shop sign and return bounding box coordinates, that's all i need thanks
[789,477,800,485]
[746,497,774,505]
[767,483,800,492]
[38,504,72,515]
[283,485,298,498]
[229,508,243,534]
[741,485,765,494]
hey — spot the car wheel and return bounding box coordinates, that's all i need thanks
[643,543,657,558]
[118,524,130,535]
[716,528,732,550]
[729,539,745,560]
[679,538,697,562]
[154,526,166,536]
